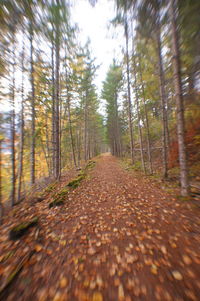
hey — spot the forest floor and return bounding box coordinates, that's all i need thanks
[0,153,200,301]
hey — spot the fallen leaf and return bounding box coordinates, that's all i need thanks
[118,284,125,300]
[60,277,68,288]
[182,255,192,265]
[35,244,42,252]
[172,270,183,280]
[92,292,103,301]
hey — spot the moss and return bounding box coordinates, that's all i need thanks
[49,199,64,208]
[9,217,38,240]
[176,195,192,202]
[49,160,96,208]
[44,181,58,193]
[0,251,15,263]
[85,160,96,170]
[49,187,69,208]
[67,174,85,188]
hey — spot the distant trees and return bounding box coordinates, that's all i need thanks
[0,0,105,204]
[100,0,200,196]
[102,61,122,156]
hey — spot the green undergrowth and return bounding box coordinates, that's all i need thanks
[49,160,96,208]
[85,160,96,170]
[49,187,69,208]
[176,195,194,202]
[44,181,58,194]
[67,173,86,189]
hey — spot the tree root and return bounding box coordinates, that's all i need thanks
[9,217,39,240]
[0,250,35,299]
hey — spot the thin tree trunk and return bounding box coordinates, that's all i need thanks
[132,54,146,174]
[156,17,168,179]
[114,91,121,157]
[125,12,134,164]
[138,57,153,174]
[10,34,16,207]
[84,91,88,161]
[0,139,3,224]
[30,25,36,185]
[55,11,60,179]
[45,114,51,176]
[66,86,77,168]
[169,0,189,196]
[0,139,2,205]
[17,33,25,202]
[51,42,56,177]
[77,128,81,168]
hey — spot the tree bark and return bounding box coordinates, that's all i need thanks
[156,16,168,179]
[51,42,56,177]
[125,12,134,163]
[66,84,77,168]
[10,33,16,206]
[30,24,36,185]
[132,54,146,174]
[138,57,153,174]
[169,0,189,196]
[0,139,2,208]
[84,91,88,161]
[17,33,25,202]
[55,6,60,179]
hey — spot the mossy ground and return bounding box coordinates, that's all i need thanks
[49,160,96,208]
[9,217,39,240]
[49,187,69,208]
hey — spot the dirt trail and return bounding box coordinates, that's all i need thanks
[1,154,200,301]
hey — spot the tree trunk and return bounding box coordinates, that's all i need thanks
[30,25,36,185]
[17,33,25,202]
[84,91,88,161]
[132,54,146,174]
[51,42,56,177]
[114,91,121,157]
[169,0,189,196]
[0,139,2,205]
[156,17,168,179]
[55,13,60,179]
[125,13,134,164]
[0,139,2,224]
[10,34,16,207]
[138,57,153,174]
[66,86,77,168]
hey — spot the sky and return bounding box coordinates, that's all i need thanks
[72,0,124,92]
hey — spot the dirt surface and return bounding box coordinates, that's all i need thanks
[0,154,200,301]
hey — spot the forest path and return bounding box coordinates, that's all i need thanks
[1,154,200,301]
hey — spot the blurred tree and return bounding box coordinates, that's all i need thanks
[169,0,189,196]
[102,61,123,156]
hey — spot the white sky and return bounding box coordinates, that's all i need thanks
[72,0,124,92]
